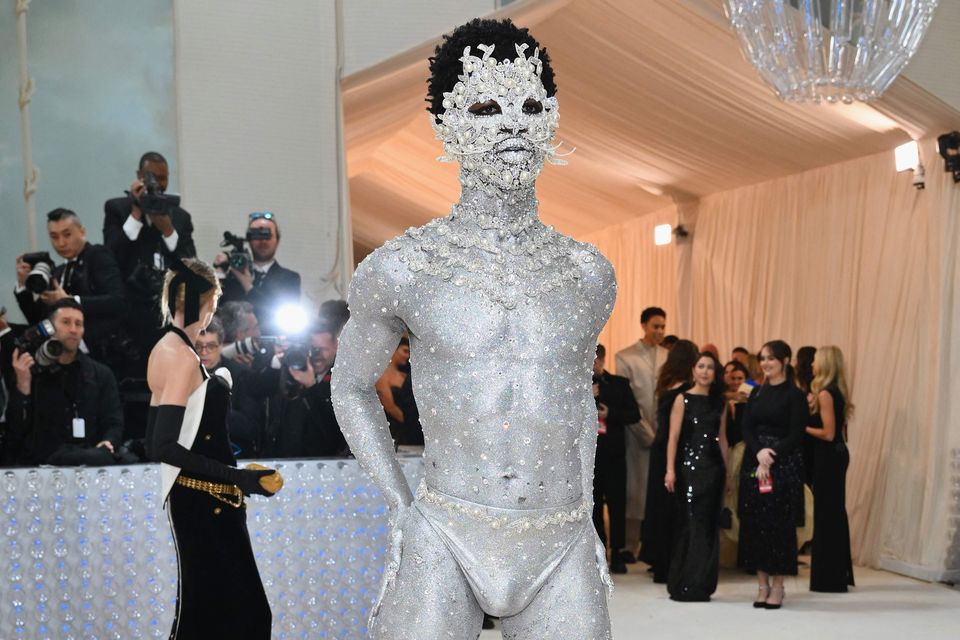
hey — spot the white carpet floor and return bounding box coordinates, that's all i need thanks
[480,561,959,639]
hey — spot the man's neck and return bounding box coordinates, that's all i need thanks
[58,350,79,366]
[641,336,658,348]
[450,182,541,242]
[253,258,275,270]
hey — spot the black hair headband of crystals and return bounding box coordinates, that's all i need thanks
[167,259,214,326]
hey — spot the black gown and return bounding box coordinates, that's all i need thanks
[738,381,807,576]
[639,384,690,581]
[810,386,855,592]
[668,393,725,601]
[148,327,272,639]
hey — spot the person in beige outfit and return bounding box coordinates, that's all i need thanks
[614,307,669,561]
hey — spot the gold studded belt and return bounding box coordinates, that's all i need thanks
[175,475,244,508]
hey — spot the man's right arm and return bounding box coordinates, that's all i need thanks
[14,288,43,325]
[331,249,413,512]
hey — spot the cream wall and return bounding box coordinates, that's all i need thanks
[173,0,350,309]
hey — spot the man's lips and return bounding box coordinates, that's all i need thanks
[496,137,533,153]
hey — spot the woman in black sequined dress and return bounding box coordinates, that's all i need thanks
[664,352,729,601]
[641,340,699,582]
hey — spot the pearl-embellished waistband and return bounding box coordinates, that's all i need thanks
[414,480,588,531]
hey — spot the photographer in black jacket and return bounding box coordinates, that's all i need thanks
[216,212,300,337]
[262,320,347,458]
[7,299,125,466]
[103,151,196,366]
[15,209,128,374]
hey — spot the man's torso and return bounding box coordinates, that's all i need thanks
[383,218,616,509]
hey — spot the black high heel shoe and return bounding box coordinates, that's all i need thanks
[764,586,785,610]
[753,585,770,608]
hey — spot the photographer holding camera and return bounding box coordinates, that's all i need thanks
[5,299,125,466]
[262,320,347,458]
[14,209,127,374]
[216,212,300,337]
[103,151,197,366]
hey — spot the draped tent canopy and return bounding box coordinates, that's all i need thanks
[342,0,959,257]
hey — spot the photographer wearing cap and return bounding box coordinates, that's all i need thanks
[216,212,300,336]
[14,209,128,374]
[5,298,125,466]
[103,152,197,365]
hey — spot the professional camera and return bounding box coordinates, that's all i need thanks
[220,232,253,273]
[219,227,273,273]
[280,341,314,396]
[137,171,181,217]
[21,251,56,294]
[13,319,64,368]
[282,342,311,373]
[221,335,278,361]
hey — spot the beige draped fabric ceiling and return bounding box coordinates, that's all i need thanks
[343,0,958,256]
[343,0,960,578]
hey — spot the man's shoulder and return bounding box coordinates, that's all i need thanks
[104,196,132,217]
[83,242,118,264]
[552,233,615,285]
[172,205,192,223]
[271,262,301,281]
[615,343,641,358]
[354,221,441,277]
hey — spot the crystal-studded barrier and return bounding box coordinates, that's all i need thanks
[0,458,425,639]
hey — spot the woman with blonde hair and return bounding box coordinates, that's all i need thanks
[147,258,281,638]
[805,345,855,593]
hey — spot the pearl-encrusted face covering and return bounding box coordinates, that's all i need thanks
[432,43,566,195]
[332,34,616,640]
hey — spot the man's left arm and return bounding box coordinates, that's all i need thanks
[158,208,197,259]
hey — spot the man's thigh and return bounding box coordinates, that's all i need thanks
[371,506,483,640]
[500,525,611,640]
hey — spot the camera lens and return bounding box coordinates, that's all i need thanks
[25,262,52,294]
[34,339,64,367]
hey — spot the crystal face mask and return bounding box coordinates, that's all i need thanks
[432,43,567,194]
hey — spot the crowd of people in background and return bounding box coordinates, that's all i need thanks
[0,151,421,467]
[592,306,855,607]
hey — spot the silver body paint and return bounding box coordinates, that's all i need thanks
[332,42,617,639]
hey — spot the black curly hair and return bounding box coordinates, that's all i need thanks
[427,18,557,116]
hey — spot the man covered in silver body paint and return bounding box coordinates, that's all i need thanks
[332,19,616,639]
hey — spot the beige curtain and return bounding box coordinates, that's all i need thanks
[588,138,959,577]
[584,206,678,355]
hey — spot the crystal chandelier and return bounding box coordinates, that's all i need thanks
[724,0,940,103]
